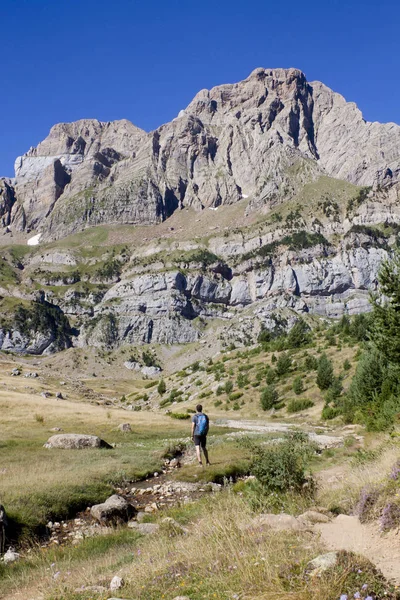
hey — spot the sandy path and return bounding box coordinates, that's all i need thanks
[316,514,400,584]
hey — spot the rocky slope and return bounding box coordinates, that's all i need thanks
[3,67,400,239]
[0,67,400,355]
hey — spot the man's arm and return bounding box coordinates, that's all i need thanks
[191,415,196,439]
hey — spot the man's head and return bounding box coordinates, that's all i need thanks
[196,404,203,413]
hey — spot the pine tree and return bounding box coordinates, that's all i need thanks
[260,385,279,410]
[292,376,304,395]
[316,353,334,390]
[287,319,311,348]
[276,352,292,377]
[370,250,400,364]
[157,379,166,395]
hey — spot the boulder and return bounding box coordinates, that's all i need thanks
[253,513,309,531]
[44,433,112,449]
[307,552,338,576]
[118,423,132,433]
[298,510,331,524]
[110,575,124,591]
[128,522,160,535]
[2,549,20,564]
[91,495,134,524]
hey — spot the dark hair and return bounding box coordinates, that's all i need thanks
[196,404,203,413]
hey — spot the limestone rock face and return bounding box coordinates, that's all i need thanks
[5,68,400,240]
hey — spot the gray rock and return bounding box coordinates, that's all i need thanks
[253,513,309,531]
[44,433,112,449]
[128,522,160,534]
[109,575,124,591]
[118,423,132,433]
[2,549,20,564]
[307,551,338,576]
[298,510,331,524]
[91,495,134,524]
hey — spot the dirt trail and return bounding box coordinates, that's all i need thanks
[316,514,400,584]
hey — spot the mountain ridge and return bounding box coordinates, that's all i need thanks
[2,67,400,241]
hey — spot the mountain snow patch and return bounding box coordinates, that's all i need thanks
[27,234,41,246]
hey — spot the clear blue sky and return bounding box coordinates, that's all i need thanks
[1,0,399,177]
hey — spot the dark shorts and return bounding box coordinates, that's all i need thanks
[194,434,207,449]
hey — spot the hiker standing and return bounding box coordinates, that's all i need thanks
[191,404,210,466]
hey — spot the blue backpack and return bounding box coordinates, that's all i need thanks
[197,414,208,435]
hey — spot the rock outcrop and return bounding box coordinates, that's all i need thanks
[1,68,400,352]
[4,68,400,240]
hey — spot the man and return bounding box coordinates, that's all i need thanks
[0,504,7,555]
[191,404,210,466]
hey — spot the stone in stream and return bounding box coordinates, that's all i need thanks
[44,433,112,449]
[91,495,135,525]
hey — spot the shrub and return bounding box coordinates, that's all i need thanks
[144,381,158,389]
[169,412,190,420]
[237,373,249,388]
[214,400,222,407]
[243,432,316,493]
[321,405,341,420]
[225,380,234,394]
[229,392,243,401]
[260,385,279,411]
[157,380,166,395]
[292,376,304,395]
[316,353,334,390]
[265,368,276,385]
[216,385,225,396]
[343,358,352,371]
[287,399,314,413]
[142,350,159,368]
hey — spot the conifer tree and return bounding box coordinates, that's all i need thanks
[316,353,334,390]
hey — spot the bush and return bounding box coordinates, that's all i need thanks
[243,432,316,493]
[214,400,222,407]
[260,385,279,411]
[229,392,243,401]
[237,373,249,388]
[292,376,304,395]
[276,353,292,377]
[343,358,351,371]
[266,369,276,385]
[316,353,334,390]
[321,405,341,420]
[169,412,190,420]
[225,380,234,394]
[287,399,314,413]
[142,350,159,368]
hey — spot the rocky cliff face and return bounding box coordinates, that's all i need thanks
[1,67,400,355]
[5,67,400,239]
